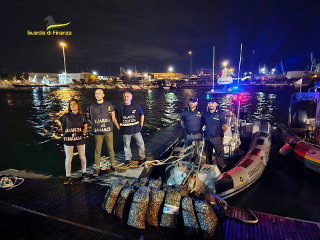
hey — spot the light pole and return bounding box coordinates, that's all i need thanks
[188,51,192,79]
[60,42,67,74]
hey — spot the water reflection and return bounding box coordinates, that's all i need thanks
[243,92,278,122]
[32,88,84,143]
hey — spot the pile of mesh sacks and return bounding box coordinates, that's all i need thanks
[102,177,227,239]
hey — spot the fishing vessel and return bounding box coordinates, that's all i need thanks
[277,85,320,173]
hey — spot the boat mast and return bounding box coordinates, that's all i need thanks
[238,43,243,86]
[213,46,215,90]
[281,61,285,75]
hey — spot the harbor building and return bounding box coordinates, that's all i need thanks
[58,72,91,84]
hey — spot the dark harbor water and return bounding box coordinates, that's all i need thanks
[0,87,319,222]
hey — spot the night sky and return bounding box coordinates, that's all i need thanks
[1,0,320,75]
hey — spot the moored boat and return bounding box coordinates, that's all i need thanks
[277,87,320,173]
[149,94,271,199]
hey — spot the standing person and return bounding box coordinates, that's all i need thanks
[86,89,119,177]
[203,97,228,173]
[115,91,145,164]
[58,98,90,184]
[180,97,204,163]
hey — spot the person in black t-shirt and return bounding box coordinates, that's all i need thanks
[115,91,145,163]
[58,98,89,184]
[86,89,119,177]
[203,97,228,173]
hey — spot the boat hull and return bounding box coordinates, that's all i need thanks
[163,121,271,199]
[276,123,320,173]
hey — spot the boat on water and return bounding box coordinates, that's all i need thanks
[277,84,320,173]
[12,83,48,88]
[217,67,234,86]
[150,94,272,199]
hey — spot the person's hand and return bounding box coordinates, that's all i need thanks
[140,124,143,129]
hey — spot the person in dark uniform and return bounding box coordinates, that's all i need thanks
[180,97,204,163]
[115,91,145,163]
[58,98,90,184]
[86,89,119,177]
[204,97,228,172]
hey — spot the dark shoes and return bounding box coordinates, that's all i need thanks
[64,177,72,185]
[93,169,100,177]
[105,166,115,173]
[82,173,90,180]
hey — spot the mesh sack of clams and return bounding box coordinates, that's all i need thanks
[160,188,181,228]
[194,199,219,239]
[102,180,126,213]
[181,196,199,235]
[114,186,136,220]
[175,184,189,197]
[146,188,165,226]
[147,177,162,189]
[133,177,148,189]
[200,193,228,223]
[125,179,137,187]
[127,186,150,229]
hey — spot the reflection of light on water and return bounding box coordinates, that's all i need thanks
[251,92,277,122]
[31,88,83,144]
[162,92,179,124]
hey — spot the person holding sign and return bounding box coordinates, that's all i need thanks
[58,98,89,184]
[115,91,145,164]
[86,89,119,177]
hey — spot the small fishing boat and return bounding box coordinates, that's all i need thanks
[150,93,272,199]
[277,86,320,173]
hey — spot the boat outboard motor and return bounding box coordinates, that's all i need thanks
[292,110,308,128]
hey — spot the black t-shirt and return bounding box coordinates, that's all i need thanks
[180,107,204,133]
[86,101,114,135]
[116,103,144,135]
[59,112,88,146]
[203,109,227,137]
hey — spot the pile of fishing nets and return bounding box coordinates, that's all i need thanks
[102,177,228,239]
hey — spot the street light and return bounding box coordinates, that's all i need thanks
[127,70,132,75]
[261,68,266,74]
[93,71,97,75]
[272,68,276,74]
[188,51,192,78]
[168,66,174,72]
[222,61,228,68]
[59,42,67,74]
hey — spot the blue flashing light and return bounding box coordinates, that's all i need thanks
[233,86,239,89]
[206,94,210,99]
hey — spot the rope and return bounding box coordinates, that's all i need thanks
[112,143,197,170]
[0,176,24,190]
[226,208,258,224]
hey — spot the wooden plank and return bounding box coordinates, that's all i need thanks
[292,219,312,240]
[245,210,258,240]
[224,207,236,240]
[267,214,284,240]
[303,221,320,240]
[279,217,298,240]
[256,212,271,240]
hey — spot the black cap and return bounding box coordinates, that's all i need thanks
[189,97,198,102]
[208,97,217,103]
